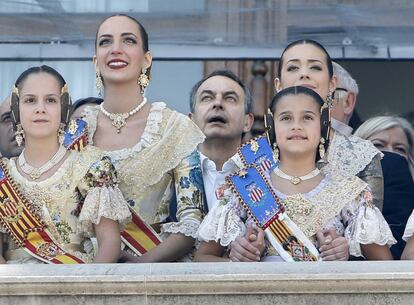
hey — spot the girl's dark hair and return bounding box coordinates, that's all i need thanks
[277,39,334,79]
[269,86,331,161]
[95,14,151,78]
[15,65,66,89]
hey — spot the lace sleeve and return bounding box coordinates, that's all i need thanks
[403,210,414,241]
[162,150,204,238]
[343,188,396,257]
[77,156,131,234]
[197,189,247,247]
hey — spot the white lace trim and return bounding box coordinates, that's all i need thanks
[325,131,382,176]
[346,204,396,257]
[83,102,165,161]
[162,221,200,239]
[403,210,414,241]
[78,186,132,234]
[197,198,246,247]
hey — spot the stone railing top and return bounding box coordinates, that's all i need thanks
[0,261,414,296]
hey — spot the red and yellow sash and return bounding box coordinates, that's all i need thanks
[121,209,162,256]
[0,160,85,264]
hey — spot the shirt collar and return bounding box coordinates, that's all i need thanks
[331,118,353,136]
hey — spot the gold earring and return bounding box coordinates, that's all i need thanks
[58,123,65,145]
[137,69,150,95]
[15,124,24,147]
[273,142,279,161]
[319,137,326,159]
[95,70,104,97]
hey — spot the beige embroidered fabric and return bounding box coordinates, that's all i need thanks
[198,172,396,258]
[83,102,205,239]
[1,147,131,263]
[403,210,414,241]
[322,130,384,210]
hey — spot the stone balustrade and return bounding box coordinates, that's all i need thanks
[0,261,413,305]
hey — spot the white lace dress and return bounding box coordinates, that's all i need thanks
[403,210,414,242]
[198,171,395,259]
[1,147,131,263]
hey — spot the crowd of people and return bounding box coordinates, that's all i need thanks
[0,14,413,264]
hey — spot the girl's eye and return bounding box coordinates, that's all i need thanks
[98,38,111,46]
[310,65,322,71]
[24,98,35,104]
[280,115,291,121]
[286,65,298,72]
[304,115,314,120]
[47,98,57,103]
[124,37,137,44]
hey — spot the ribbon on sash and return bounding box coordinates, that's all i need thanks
[64,119,89,151]
[227,165,320,262]
[0,160,85,264]
[238,134,277,172]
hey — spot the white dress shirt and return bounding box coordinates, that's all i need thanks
[199,152,243,211]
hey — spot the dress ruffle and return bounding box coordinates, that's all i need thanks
[402,210,414,241]
[197,197,246,247]
[346,194,396,257]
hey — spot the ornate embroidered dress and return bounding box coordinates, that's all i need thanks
[1,147,131,263]
[323,130,384,210]
[198,171,395,259]
[83,102,205,243]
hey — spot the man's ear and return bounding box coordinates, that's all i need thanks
[344,92,356,116]
[243,113,254,133]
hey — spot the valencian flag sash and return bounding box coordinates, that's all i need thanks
[238,135,277,172]
[227,165,320,262]
[0,160,85,264]
[64,119,89,151]
[64,119,162,256]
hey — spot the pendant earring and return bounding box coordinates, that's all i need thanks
[95,70,104,97]
[15,124,24,147]
[326,90,334,108]
[273,142,279,161]
[319,137,326,159]
[58,123,65,145]
[137,69,150,95]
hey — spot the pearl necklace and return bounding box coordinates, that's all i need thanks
[273,167,320,185]
[100,97,147,133]
[18,145,67,180]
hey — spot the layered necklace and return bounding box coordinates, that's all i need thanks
[18,145,67,180]
[100,97,147,133]
[273,167,320,185]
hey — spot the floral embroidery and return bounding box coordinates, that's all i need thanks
[84,156,118,188]
[179,177,190,189]
[52,214,73,244]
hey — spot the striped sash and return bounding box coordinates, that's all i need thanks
[227,165,319,262]
[0,160,85,264]
[64,119,88,151]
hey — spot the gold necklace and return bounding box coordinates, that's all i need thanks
[18,145,67,180]
[100,97,147,133]
[273,167,320,185]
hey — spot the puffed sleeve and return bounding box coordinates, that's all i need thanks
[342,188,396,257]
[77,156,131,234]
[161,150,205,238]
[197,185,247,247]
[402,210,414,241]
